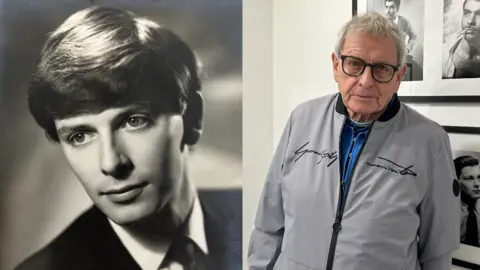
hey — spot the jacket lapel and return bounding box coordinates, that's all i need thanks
[80,207,141,270]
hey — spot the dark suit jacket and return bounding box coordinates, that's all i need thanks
[14,188,242,270]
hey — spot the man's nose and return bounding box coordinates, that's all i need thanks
[99,135,133,179]
[474,179,480,188]
[469,15,476,25]
[359,66,374,87]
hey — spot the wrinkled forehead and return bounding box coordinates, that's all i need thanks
[342,32,398,63]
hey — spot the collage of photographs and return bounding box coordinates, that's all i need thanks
[1,0,480,269]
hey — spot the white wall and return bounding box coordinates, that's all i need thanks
[242,0,273,268]
[272,1,350,146]
[242,1,351,268]
[242,0,352,266]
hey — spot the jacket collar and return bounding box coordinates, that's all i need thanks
[335,93,400,122]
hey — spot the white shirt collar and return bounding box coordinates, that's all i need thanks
[393,15,399,25]
[108,196,208,270]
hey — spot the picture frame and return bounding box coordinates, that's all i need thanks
[351,0,480,103]
[445,127,480,269]
[400,96,480,103]
[444,126,480,135]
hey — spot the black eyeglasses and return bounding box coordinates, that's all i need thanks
[339,55,399,83]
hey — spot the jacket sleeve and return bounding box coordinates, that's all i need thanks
[420,253,452,270]
[417,131,460,269]
[247,113,293,270]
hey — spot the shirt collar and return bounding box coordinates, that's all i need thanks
[335,93,400,122]
[108,195,208,269]
[393,15,399,25]
[185,194,209,254]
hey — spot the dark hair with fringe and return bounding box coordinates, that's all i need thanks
[454,155,480,178]
[28,6,202,142]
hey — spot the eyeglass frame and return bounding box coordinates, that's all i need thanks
[339,55,401,83]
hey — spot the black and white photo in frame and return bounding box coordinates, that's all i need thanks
[354,0,425,82]
[353,0,480,98]
[447,131,480,269]
[443,0,480,79]
[0,1,242,270]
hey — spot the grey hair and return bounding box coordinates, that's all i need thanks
[334,12,406,67]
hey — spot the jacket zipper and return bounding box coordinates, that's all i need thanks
[325,120,373,270]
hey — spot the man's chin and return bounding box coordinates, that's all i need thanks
[349,98,379,109]
[98,201,161,226]
[470,193,480,200]
[464,34,480,45]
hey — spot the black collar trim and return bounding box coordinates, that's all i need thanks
[335,93,400,122]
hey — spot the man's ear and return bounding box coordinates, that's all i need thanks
[396,63,407,86]
[182,90,204,146]
[332,52,339,82]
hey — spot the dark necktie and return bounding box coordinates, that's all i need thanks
[465,203,479,247]
[160,236,206,270]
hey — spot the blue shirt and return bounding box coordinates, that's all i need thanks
[340,94,397,198]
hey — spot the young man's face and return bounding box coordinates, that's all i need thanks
[385,1,399,20]
[54,105,185,225]
[459,165,480,200]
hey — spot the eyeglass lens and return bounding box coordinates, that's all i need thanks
[342,56,395,82]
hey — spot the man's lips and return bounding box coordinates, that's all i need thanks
[102,182,148,195]
[355,95,375,99]
[465,28,478,34]
[102,182,149,204]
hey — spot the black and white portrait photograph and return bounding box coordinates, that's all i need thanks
[354,0,425,81]
[0,1,242,270]
[447,132,480,269]
[443,0,480,79]
[453,151,480,248]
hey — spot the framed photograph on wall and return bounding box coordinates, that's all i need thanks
[352,0,480,103]
[352,0,425,82]
[445,127,480,269]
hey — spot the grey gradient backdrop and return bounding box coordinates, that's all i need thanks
[0,0,242,269]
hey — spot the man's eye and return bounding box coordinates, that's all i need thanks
[124,116,150,129]
[347,60,362,66]
[68,132,95,146]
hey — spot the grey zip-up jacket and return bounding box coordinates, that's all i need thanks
[248,93,460,270]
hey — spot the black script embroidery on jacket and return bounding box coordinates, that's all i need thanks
[293,142,338,167]
[366,156,417,177]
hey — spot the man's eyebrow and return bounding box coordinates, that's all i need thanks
[56,125,95,138]
[55,105,155,137]
[110,106,154,125]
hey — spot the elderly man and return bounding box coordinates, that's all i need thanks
[443,0,480,78]
[14,6,241,270]
[454,156,480,247]
[248,12,460,270]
